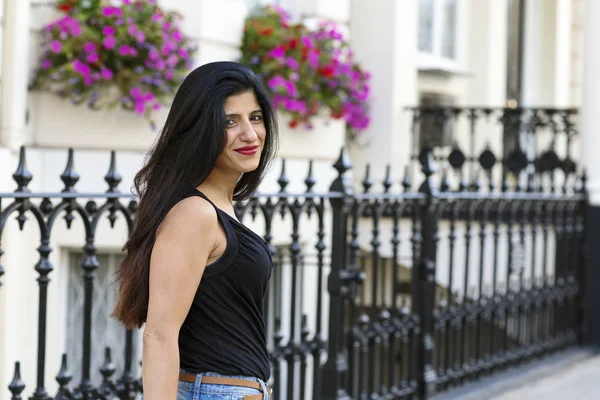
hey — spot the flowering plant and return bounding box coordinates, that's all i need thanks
[30,0,196,124]
[240,5,370,137]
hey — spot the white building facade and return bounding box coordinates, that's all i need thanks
[0,0,597,398]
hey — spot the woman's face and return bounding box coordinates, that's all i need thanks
[214,91,266,175]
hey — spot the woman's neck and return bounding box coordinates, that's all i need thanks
[196,170,241,206]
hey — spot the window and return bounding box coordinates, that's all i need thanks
[418,92,455,149]
[66,252,138,386]
[418,0,461,71]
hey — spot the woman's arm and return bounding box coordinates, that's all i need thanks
[142,197,219,400]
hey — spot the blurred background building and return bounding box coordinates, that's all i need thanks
[1,0,599,398]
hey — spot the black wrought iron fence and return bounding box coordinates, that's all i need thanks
[1,106,588,400]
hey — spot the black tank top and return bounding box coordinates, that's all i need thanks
[177,189,272,381]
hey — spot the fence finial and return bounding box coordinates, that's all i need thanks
[330,147,353,195]
[100,347,116,383]
[0,248,4,288]
[333,147,352,176]
[9,361,25,398]
[402,165,411,192]
[440,167,450,192]
[105,151,122,193]
[277,159,289,193]
[56,353,73,396]
[527,171,536,193]
[383,164,392,193]
[304,159,316,193]
[61,148,80,193]
[12,146,32,193]
[470,167,481,192]
[418,148,437,195]
[580,168,588,194]
[362,163,372,193]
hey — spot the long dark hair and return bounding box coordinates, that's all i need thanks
[112,61,278,328]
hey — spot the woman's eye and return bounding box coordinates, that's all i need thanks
[250,115,263,122]
[225,119,235,126]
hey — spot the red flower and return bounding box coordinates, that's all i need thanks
[331,109,344,119]
[301,47,309,61]
[58,4,71,12]
[260,27,274,36]
[318,66,335,77]
[289,38,298,49]
[288,120,299,128]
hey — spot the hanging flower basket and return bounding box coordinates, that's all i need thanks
[30,0,196,126]
[240,5,371,138]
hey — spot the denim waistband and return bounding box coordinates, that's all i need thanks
[179,369,269,399]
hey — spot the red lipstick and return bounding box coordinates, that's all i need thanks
[234,145,259,156]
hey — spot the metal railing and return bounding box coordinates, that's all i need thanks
[2,106,588,400]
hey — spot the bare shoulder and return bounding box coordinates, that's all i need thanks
[157,195,218,238]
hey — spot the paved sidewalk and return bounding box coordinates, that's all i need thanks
[434,348,600,400]
[490,354,600,399]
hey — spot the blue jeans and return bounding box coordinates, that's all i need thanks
[176,370,269,400]
[140,370,269,399]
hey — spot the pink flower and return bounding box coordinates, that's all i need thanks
[102,6,123,18]
[151,14,162,22]
[161,41,176,55]
[102,26,116,36]
[41,59,52,69]
[117,44,138,56]
[134,101,145,115]
[49,40,62,53]
[286,57,298,70]
[118,44,131,56]
[152,103,162,111]
[172,30,183,42]
[83,75,93,86]
[83,42,96,52]
[149,49,160,61]
[308,51,319,69]
[156,60,166,70]
[130,87,143,98]
[135,31,146,43]
[103,36,117,49]
[162,21,171,31]
[300,36,313,48]
[269,47,285,59]
[101,68,113,80]
[70,22,82,36]
[268,75,287,89]
[328,29,343,40]
[165,70,174,80]
[284,81,298,97]
[72,59,91,75]
[166,54,179,67]
[127,24,137,36]
[177,48,189,58]
[86,53,99,63]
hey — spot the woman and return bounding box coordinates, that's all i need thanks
[112,61,278,400]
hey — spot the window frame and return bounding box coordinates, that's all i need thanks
[417,0,466,73]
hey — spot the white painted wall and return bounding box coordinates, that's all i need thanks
[348,0,418,189]
[0,0,591,397]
